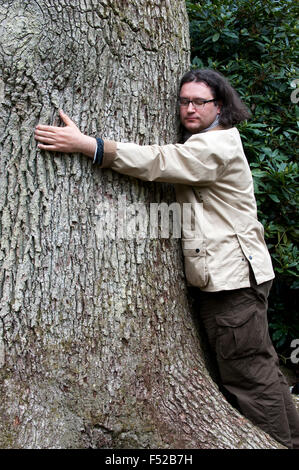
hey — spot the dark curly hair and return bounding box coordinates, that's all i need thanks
[179,69,251,128]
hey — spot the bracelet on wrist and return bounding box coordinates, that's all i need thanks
[93,138,104,165]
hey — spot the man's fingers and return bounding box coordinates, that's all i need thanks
[59,109,75,127]
[36,136,56,144]
[35,130,58,145]
[35,110,76,137]
[35,128,56,138]
[35,111,80,153]
[35,124,61,133]
[37,143,58,151]
[35,124,53,131]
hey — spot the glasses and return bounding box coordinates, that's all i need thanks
[179,98,216,109]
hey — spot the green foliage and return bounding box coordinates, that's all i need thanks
[186,0,299,358]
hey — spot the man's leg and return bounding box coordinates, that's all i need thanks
[196,276,299,449]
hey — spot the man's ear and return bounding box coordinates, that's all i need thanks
[216,100,223,114]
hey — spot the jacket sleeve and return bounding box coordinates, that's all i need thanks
[101,133,230,186]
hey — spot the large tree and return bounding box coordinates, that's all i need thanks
[0,0,282,448]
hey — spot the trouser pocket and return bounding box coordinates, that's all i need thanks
[215,302,262,360]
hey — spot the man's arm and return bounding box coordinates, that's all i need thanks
[35,111,229,186]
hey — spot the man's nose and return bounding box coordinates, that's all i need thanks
[187,101,196,111]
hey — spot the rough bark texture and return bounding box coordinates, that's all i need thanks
[0,0,282,448]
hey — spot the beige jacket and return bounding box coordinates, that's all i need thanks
[101,127,275,291]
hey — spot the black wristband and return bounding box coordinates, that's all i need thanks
[94,138,104,165]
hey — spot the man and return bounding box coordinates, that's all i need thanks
[35,69,299,448]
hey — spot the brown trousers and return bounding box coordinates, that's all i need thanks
[194,270,299,449]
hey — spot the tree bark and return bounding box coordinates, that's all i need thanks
[0,0,282,448]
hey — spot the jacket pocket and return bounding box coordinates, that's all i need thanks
[215,303,262,360]
[182,238,208,288]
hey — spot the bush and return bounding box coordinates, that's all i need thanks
[186,0,299,363]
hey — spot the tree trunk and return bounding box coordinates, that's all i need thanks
[0,0,282,449]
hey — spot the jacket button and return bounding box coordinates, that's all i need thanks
[249,255,253,260]
[196,248,200,253]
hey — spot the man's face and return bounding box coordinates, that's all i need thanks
[179,81,221,134]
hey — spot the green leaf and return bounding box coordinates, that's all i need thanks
[269,194,280,203]
[212,32,220,42]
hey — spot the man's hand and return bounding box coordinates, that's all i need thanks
[35,110,96,158]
